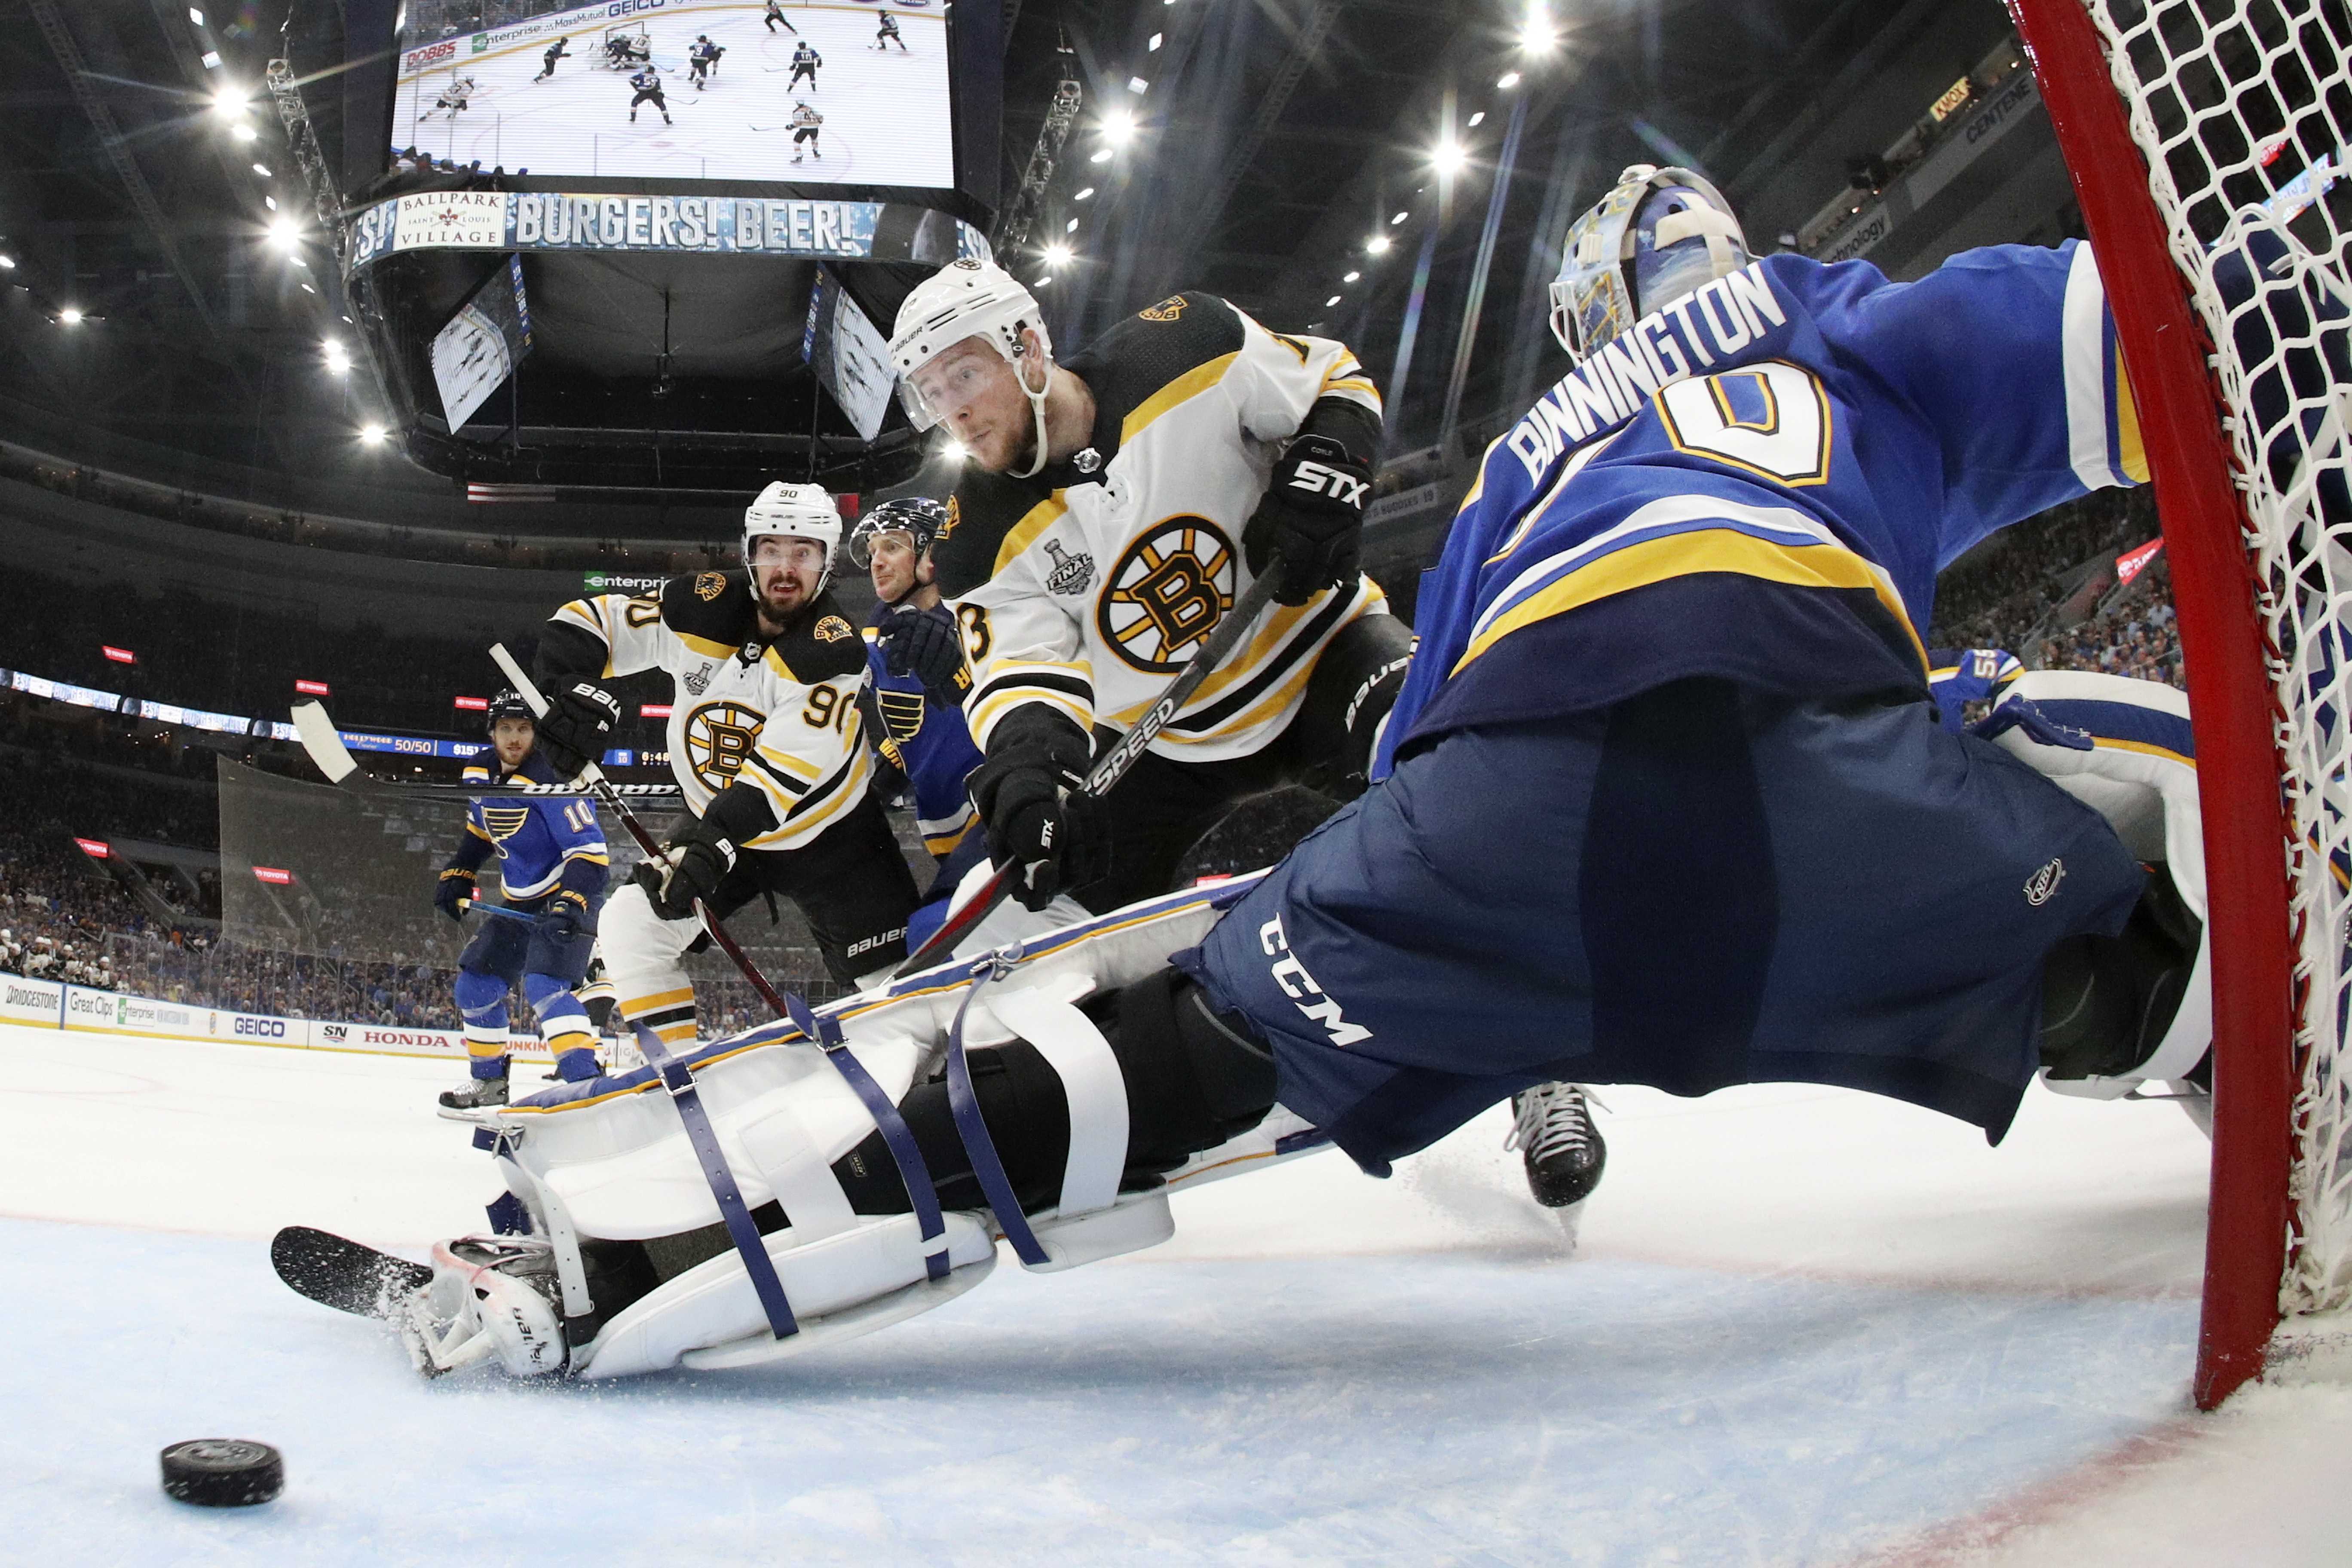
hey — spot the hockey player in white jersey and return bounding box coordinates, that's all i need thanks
[531,483,920,1060]
[788,101,823,163]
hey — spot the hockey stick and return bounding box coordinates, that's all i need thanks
[487,645,799,1021]
[891,560,1287,979]
[288,701,679,802]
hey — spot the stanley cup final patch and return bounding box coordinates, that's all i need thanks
[1042,537,1096,596]
[2024,858,2066,906]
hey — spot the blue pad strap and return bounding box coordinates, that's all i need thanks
[782,992,951,1283]
[943,968,1051,1268]
[634,1025,797,1340]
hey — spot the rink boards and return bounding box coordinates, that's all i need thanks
[0,974,550,1062]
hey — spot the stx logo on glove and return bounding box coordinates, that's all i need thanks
[1286,460,1370,511]
[1261,913,1371,1047]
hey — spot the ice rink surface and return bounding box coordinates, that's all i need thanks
[6,1020,2351,1565]
[395,3,954,187]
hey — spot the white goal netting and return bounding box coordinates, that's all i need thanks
[2071,0,2352,1313]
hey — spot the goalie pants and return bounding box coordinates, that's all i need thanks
[1176,677,2145,1175]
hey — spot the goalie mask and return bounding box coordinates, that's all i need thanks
[742,481,844,596]
[889,258,1057,479]
[1549,164,1752,364]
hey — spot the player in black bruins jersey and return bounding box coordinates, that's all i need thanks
[533,483,920,1055]
[888,258,1413,921]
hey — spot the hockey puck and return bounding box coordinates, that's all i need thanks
[159,1439,283,1507]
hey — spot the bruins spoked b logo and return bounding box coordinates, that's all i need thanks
[1098,517,1236,672]
[682,701,764,793]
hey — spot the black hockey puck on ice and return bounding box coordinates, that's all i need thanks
[159,1439,283,1507]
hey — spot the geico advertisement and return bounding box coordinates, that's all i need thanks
[63,988,307,1044]
[0,976,64,1025]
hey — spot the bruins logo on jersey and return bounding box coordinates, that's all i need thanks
[1138,296,1188,322]
[1096,517,1236,673]
[695,572,728,602]
[814,614,854,643]
[939,495,961,542]
[681,700,764,792]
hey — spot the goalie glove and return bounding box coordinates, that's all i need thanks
[434,866,478,924]
[879,603,971,702]
[632,824,736,921]
[1243,432,1372,606]
[966,706,1106,910]
[536,682,622,775]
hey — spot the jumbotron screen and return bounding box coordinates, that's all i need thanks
[391,0,954,188]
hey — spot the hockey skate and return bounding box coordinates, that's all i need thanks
[438,1074,508,1111]
[1506,1081,1607,1210]
[321,874,1338,1381]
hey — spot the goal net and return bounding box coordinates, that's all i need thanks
[603,23,650,54]
[2009,0,2352,1406]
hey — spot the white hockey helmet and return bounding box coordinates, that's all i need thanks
[1550,164,1751,363]
[889,257,1056,478]
[742,480,843,592]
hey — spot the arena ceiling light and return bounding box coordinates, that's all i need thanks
[941,439,968,464]
[57,306,83,325]
[322,340,351,375]
[1102,110,1138,149]
[267,216,303,253]
[188,7,205,23]
[1519,1,1558,55]
[211,85,246,118]
[1043,242,1074,269]
[1074,187,1095,201]
[230,122,258,144]
[358,423,387,445]
[1089,148,1113,164]
[1367,234,1392,254]
[1432,138,1467,177]
[1497,70,1522,89]
[1325,294,1342,307]
[0,255,15,270]
[1344,270,1360,282]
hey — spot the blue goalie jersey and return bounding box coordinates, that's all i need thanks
[1375,242,2146,778]
[864,604,984,861]
[459,750,611,901]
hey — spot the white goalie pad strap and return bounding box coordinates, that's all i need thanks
[984,983,1129,1219]
[1990,671,2205,923]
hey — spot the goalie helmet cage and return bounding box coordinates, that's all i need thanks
[2005,0,2352,1409]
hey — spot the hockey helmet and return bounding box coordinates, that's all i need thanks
[742,480,843,591]
[889,257,1056,478]
[1549,164,1751,363]
[484,688,536,737]
[848,495,952,570]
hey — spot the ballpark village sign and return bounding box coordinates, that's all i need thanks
[346,190,991,274]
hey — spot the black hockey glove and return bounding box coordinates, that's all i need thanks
[966,706,1106,911]
[879,604,971,702]
[434,866,477,924]
[1243,432,1372,606]
[631,814,738,921]
[536,681,623,775]
[535,888,593,943]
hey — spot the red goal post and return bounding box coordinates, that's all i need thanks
[2006,0,2351,1408]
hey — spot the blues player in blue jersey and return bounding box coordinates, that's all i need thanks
[433,691,611,1109]
[851,497,989,951]
[1928,647,2025,731]
[805,166,2217,1229]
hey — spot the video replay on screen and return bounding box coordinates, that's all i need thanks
[391,0,954,188]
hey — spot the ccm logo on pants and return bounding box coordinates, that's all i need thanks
[1262,914,1371,1046]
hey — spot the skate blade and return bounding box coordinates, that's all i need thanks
[1550,1199,1587,1258]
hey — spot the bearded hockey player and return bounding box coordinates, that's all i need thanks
[532,482,920,1058]
[851,497,987,948]
[432,692,609,1109]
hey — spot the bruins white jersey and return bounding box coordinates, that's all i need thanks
[934,291,1387,763]
[539,570,872,851]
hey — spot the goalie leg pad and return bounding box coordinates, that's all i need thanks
[1985,672,2210,1098]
